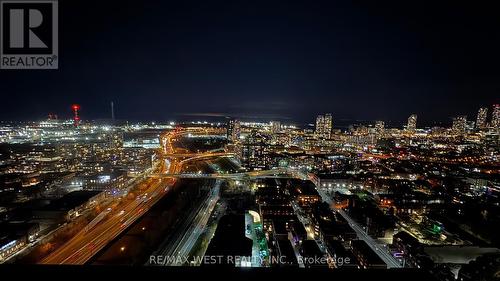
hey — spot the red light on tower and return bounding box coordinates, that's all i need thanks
[72,104,81,127]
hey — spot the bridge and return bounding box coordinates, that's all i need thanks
[163,148,230,158]
[149,168,308,180]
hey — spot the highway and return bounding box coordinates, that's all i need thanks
[39,131,184,265]
[38,129,337,265]
[40,129,234,265]
[41,179,171,264]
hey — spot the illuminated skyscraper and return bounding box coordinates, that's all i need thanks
[375,120,385,135]
[407,114,417,132]
[226,118,241,142]
[452,115,467,134]
[475,107,488,129]
[270,121,281,134]
[241,131,269,169]
[315,113,333,139]
[492,104,500,129]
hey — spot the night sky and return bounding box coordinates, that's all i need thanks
[0,0,499,126]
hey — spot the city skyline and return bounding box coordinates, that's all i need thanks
[1,109,498,275]
[2,103,499,130]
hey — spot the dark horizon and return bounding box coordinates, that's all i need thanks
[0,0,499,124]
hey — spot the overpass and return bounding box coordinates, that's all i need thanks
[161,151,235,159]
[148,168,304,180]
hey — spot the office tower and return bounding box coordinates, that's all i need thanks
[315,113,333,139]
[452,116,467,134]
[407,114,417,132]
[476,107,488,129]
[226,118,241,142]
[492,104,500,129]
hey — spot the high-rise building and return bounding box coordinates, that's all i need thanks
[406,114,417,132]
[492,104,500,129]
[476,107,488,129]
[226,118,241,142]
[270,121,281,134]
[375,121,385,135]
[452,116,467,134]
[315,114,333,139]
[241,132,270,169]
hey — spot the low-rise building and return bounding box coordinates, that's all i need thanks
[351,240,387,269]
